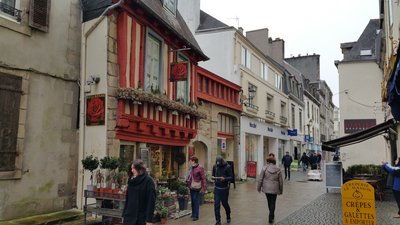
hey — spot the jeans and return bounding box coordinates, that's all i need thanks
[265,193,277,221]
[301,162,307,172]
[284,165,291,179]
[190,190,201,218]
[214,188,231,222]
[393,190,400,214]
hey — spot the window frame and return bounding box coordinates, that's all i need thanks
[144,30,163,93]
[241,46,251,69]
[163,0,177,16]
[175,54,189,103]
[0,0,21,21]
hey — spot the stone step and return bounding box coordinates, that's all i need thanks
[1,210,84,225]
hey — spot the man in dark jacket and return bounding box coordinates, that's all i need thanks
[300,152,309,172]
[281,152,293,180]
[123,160,156,225]
[212,156,233,225]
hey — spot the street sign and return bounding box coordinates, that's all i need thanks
[342,180,376,225]
[220,138,226,153]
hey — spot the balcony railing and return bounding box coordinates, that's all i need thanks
[265,110,275,120]
[279,116,287,124]
[245,103,259,111]
[0,2,22,22]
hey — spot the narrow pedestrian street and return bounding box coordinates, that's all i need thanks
[167,170,397,225]
[168,170,325,225]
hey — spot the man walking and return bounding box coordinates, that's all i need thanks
[281,152,293,180]
[212,156,233,225]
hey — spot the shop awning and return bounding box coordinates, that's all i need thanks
[322,118,397,152]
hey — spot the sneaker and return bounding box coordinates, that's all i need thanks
[192,217,199,221]
[393,214,400,218]
[215,221,221,225]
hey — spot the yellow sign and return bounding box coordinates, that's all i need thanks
[342,180,376,225]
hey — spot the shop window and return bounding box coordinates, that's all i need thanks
[0,74,22,175]
[119,145,135,171]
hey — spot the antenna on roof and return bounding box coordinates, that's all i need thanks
[227,16,240,28]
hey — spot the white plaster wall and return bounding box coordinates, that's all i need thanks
[77,18,109,208]
[196,30,239,85]
[0,0,80,78]
[178,0,200,35]
[338,61,387,168]
[0,0,81,220]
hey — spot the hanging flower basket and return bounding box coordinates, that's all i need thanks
[117,88,207,119]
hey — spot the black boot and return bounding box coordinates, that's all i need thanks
[227,215,231,223]
[215,221,221,225]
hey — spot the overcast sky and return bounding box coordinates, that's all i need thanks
[200,0,380,107]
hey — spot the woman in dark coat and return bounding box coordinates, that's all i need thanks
[123,159,156,225]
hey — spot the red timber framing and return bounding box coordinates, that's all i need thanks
[115,9,200,146]
[195,67,242,112]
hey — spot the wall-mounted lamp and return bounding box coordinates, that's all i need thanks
[86,75,100,85]
[240,86,256,106]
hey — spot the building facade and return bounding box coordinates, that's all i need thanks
[286,54,335,161]
[0,0,81,220]
[79,0,208,207]
[195,16,291,179]
[336,19,388,168]
[194,67,242,173]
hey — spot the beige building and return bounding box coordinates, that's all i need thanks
[380,0,400,161]
[335,19,389,168]
[0,0,81,220]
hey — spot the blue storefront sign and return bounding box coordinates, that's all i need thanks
[304,135,310,142]
[288,129,297,136]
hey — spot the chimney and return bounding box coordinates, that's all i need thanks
[238,27,244,34]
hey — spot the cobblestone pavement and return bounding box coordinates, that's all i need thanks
[168,170,327,225]
[167,170,398,225]
[275,191,398,225]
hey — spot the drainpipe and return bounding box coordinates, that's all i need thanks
[78,0,125,209]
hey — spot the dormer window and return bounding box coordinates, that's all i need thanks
[163,0,176,16]
[360,49,372,56]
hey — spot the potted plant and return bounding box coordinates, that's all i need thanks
[177,183,189,211]
[81,155,99,192]
[108,156,119,190]
[159,206,168,224]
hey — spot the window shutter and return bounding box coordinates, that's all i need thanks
[29,0,51,32]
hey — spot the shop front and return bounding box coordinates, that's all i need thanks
[240,116,289,179]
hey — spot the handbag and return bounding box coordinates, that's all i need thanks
[191,179,202,191]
